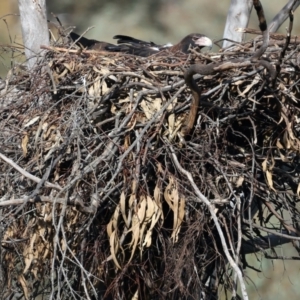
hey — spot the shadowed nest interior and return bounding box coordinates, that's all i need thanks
[1,18,300,299]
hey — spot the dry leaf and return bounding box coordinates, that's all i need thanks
[276,139,284,149]
[266,170,276,192]
[88,76,101,97]
[235,176,244,188]
[107,205,120,237]
[120,191,128,227]
[23,116,40,128]
[262,159,267,172]
[109,230,121,269]
[140,98,162,120]
[297,183,300,198]
[23,232,37,274]
[21,134,29,157]
[171,195,185,242]
[63,61,75,72]
[164,176,185,242]
[18,275,29,300]
[128,214,140,262]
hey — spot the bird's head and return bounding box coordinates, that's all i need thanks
[181,34,213,52]
[193,34,213,49]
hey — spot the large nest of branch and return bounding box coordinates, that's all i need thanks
[1,30,300,299]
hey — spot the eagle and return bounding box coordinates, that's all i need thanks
[69,32,212,56]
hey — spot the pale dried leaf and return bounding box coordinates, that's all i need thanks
[262,159,267,172]
[297,183,300,198]
[140,98,162,120]
[120,191,128,227]
[154,182,163,219]
[129,180,137,208]
[18,275,29,300]
[109,230,121,269]
[145,196,155,222]
[164,176,176,211]
[21,134,29,157]
[23,232,37,274]
[88,76,101,97]
[276,139,284,149]
[107,205,120,237]
[168,113,175,135]
[23,116,40,128]
[131,290,139,300]
[128,214,140,262]
[164,176,185,242]
[235,176,244,188]
[44,125,57,139]
[239,75,260,96]
[279,151,290,162]
[143,198,163,247]
[63,61,75,72]
[171,196,185,242]
[297,182,300,197]
[102,79,109,94]
[266,170,276,192]
[137,196,147,223]
[57,67,68,78]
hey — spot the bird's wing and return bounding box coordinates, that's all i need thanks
[112,35,175,56]
[105,44,159,57]
[69,32,97,48]
[113,35,157,47]
[69,32,114,50]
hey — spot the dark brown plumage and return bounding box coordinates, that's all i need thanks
[69,32,212,57]
[69,32,114,51]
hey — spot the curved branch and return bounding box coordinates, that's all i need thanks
[182,64,220,135]
[269,0,300,33]
[251,0,268,60]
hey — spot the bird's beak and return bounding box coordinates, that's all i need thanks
[195,36,213,50]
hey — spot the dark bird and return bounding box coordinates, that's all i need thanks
[69,32,212,57]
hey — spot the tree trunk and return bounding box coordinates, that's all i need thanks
[222,0,253,48]
[18,0,49,70]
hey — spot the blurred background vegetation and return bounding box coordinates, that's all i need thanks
[1,1,300,299]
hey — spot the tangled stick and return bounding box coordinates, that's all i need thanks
[182,63,222,135]
[183,0,275,136]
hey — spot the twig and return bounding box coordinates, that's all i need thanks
[0,151,62,191]
[243,219,300,241]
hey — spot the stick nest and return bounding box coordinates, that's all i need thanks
[1,35,300,299]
